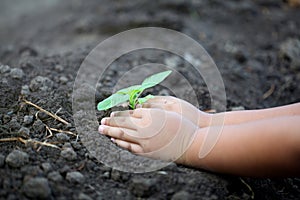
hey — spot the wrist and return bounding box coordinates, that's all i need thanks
[197,112,213,128]
[180,128,207,168]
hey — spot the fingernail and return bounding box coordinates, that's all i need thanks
[110,112,115,117]
[101,118,106,125]
[111,138,115,143]
[98,125,104,134]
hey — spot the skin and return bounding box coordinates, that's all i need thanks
[99,96,300,177]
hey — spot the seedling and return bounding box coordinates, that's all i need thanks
[97,70,172,111]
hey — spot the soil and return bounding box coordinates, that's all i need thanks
[0,0,300,199]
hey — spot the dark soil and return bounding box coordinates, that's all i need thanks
[1,0,300,199]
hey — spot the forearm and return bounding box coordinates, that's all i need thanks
[207,102,300,126]
[184,116,300,177]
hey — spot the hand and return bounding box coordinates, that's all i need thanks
[99,108,199,164]
[137,96,211,128]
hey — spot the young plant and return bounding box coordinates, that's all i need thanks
[97,70,172,111]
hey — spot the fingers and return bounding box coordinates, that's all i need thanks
[110,110,133,117]
[99,125,139,143]
[137,96,178,109]
[138,102,165,109]
[101,116,140,130]
[146,96,172,104]
[111,138,144,154]
[110,109,142,118]
[138,102,176,114]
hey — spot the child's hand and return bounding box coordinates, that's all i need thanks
[99,108,199,164]
[137,96,211,128]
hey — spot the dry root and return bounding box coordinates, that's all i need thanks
[0,98,77,151]
[0,137,60,150]
[23,98,69,125]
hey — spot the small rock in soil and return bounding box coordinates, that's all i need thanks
[59,165,71,175]
[63,142,73,148]
[279,38,300,70]
[22,177,51,199]
[78,192,93,200]
[111,169,122,181]
[29,76,54,92]
[2,114,11,123]
[37,111,49,120]
[21,85,30,95]
[32,119,44,133]
[61,148,77,161]
[0,154,5,167]
[55,64,64,72]
[171,191,191,200]
[7,110,13,115]
[18,127,30,137]
[21,165,43,176]
[184,52,202,67]
[5,150,29,168]
[8,118,21,131]
[47,171,63,182]
[19,45,38,57]
[129,178,158,197]
[41,162,52,172]
[99,165,111,172]
[111,169,130,182]
[66,171,85,184]
[19,56,36,69]
[9,68,24,79]
[71,141,82,150]
[164,56,180,68]
[56,133,70,142]
[0,64,11,74]
[0,77,8,85]
[101,171,110,179]
[23,115,34,125]
[59,76,68,84]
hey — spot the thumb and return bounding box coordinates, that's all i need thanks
[136,103,165,109]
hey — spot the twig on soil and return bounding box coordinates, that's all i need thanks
[262,84,275,99]
[239,178,255,199]
[55,107,62,115]
[34,111,53,138]
[7,98,78,151]
[23,99,69,125]
[36,139,53,152]
[0,137,60,149]
[45,125,54,138]
[34,111,77,138]
[49,127,77,136]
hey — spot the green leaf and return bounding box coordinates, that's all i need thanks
[97,70,172,111]
[138,94,155,104]
[117,85,143,94]
[141,70,172,89]
[97,93,129,111]
[129,90,141,109]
